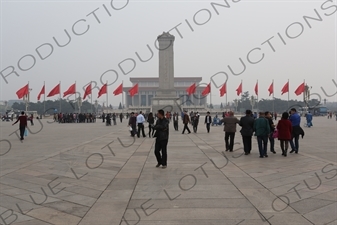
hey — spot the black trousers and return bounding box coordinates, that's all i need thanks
[154,139,168,166]
[206,123,210,133]
[225,132,235,151]
[242,136,252,153]
[182,123,191,134]
[173,121,178,130]
[137,123,146,137]
[148,125,154,137]
[19,126,25,139]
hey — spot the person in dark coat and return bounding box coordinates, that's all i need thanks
[221,111,240,152]
[253,112,270,158]
[239,110,255,155]
[277,112,292,156]
[173,112,179,131]
[153,109,169,168]
[12,111,28,140]
[204,111,212,133]
[128,112,137,136]
[265,111,276,154]
[147,112,155,137]
[182,111,191,134]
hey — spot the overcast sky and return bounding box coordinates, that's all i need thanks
[0,0,336,106]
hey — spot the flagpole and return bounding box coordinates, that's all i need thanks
[225,85,227,111]
[287,79,289,109]
[59,81,62,112]
[91,81,93,113]
[74,81,77,112]
[209,80,212,110]
[303,79,306,111]
[122,80,124,112]
[43,81,45,116]
[106,80,108,114]
[256,79,258,112]
[26,81,29,112]
[273,79,275,114]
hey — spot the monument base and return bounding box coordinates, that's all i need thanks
[151,96,182,114]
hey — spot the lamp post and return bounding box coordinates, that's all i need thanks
[77,97,82,113]
[233,99,238,112]
[94,100,98,114]
[250,95,256,111]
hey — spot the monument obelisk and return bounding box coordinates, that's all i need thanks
[152,32,181,113]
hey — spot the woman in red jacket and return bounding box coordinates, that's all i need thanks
[277,112,292,157]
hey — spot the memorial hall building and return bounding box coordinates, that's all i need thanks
[123,77,207,109]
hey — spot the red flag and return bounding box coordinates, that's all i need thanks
[201,83,211,96]
[98,84,107,98]
[281,81,289,95]
[47,84,60,97]
[63,83,76,97]
[16,84,29,99]
[254,81,258,95]
[37,85,45,100]
[220,82,227,97]
[128,83,138,97]
[295,82,305,96]
[186,83,196,95]
[236,82,242,96]
[113,83,123,96]
[83,83,92,100]
[268,82,274,96]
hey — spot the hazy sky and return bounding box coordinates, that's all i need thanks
[0,0,336,106]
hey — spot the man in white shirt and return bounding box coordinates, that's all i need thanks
[137,111,146,138]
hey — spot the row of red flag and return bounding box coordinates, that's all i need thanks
[16,80,305,100]
[16,83,140,100]
[189,81,305,97]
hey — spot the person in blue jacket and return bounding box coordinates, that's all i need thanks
[306,111,313,127]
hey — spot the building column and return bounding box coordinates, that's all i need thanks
[138,93,141,107]
[146,92,148,106]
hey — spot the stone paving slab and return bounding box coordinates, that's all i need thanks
[0,116,336,224]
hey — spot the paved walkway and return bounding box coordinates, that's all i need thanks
[0,116,336,225]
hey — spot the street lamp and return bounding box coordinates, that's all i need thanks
[77,97,82,113]
[233,99,238,112]
[250,95,255,111]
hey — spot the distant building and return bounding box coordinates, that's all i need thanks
[123,77,207,108]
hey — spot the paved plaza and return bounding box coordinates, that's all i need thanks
[0,115,336,225]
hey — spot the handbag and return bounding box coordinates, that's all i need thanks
[272,129,278,138]
[24,129,28,136]
[129,126,133,131]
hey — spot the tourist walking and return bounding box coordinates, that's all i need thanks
[173,112,179,131]
[204,111,212,133]
[12,111,27,140]
[153,109,169,168]
[119,113,123,123]
[30,114,34,126]
[182,111,191,134]
[265,111,276,154]
[137,111,146,138]
[306,111,313,127]
[147,112,155,137]
[239,110,255,155]
[192,112,199,133]
[289,108,304,153]
[222,111,239,152]
[112,113,117,125]
[253,112,270,158]
[277,112,292,157]
[128,112,137,137]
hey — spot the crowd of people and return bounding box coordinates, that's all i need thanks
[53,113,97,123]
